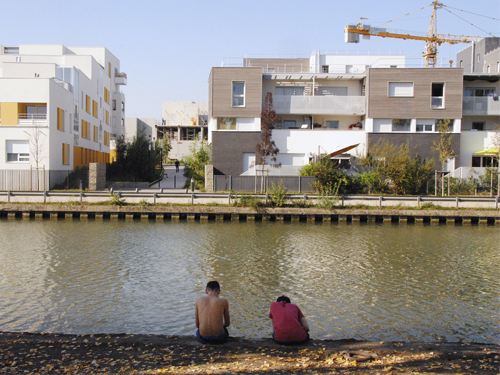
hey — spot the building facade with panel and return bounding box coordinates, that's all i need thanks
[0,44,127,188]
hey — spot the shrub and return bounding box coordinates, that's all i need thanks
[269,181,288,207]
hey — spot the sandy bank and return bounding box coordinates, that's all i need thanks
[0,331,498,374]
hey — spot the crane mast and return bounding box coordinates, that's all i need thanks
[344,1,483,67]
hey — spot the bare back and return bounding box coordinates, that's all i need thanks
[195,295,230,337]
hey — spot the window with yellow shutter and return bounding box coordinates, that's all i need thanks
[106,110,109,125]
[104,88,110,104]
[94,126,98,142]
[62,143,69,165]
[57,108,64,131]
[86,95,90,113]
[92,100,98,118]
[104,131,109,146]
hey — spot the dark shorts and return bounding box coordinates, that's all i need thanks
[272,332,310,345]
[196,328,229,344]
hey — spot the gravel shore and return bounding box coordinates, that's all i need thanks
[0,332,498,374]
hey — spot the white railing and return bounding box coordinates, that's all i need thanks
[274,95,365,115]
[18,113,47,126]
[463,97,500,115]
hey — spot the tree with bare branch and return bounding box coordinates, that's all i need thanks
[25,127,47,191]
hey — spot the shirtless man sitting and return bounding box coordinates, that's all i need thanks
[195,281,230,344]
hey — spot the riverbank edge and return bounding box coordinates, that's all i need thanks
[1,203,499,223]
[1,331,499,374]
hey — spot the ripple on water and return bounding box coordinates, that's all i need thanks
[0,220,498,343]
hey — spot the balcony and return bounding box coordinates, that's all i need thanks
[115,72,127,85]
[463,96,500,115]
[18,113,47,126]
[274,95,365,115]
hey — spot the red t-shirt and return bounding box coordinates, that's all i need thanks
[269,301,307,342]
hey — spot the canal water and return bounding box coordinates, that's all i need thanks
[0,219,498,344]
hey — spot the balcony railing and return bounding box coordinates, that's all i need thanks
[463,97,500,115]
[274,95,365,115]
[18,113,47,126]
[115,72,127,85]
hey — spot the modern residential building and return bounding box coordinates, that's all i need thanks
[0,44,126,189]
[157,101,208,160]
[208,50,467,177]
[457,38,500,177]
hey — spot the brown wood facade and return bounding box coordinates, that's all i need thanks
[209,67,263,118]
[367,68,464,119]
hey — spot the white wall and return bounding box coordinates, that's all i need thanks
[460,131,498,167]
[272,129,367,163]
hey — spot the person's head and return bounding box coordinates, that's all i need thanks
[206,281,221,293]
[276,295,291,303]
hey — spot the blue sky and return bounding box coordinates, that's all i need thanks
[1,0,499,119]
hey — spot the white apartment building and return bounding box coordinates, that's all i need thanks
[0,44,127,189]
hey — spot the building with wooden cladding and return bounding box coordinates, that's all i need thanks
[0,44,127,188]
[208,42,499,179]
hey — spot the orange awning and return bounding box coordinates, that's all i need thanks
[327,143,360,158]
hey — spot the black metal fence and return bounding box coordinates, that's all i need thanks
[214,175,317,193]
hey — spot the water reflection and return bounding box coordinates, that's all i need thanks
[0,219,498,343]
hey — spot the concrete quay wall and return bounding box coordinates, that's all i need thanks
[0,204,499,225]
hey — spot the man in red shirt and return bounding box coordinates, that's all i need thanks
[269,295,310,344]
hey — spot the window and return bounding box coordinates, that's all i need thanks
[92,100,98,117]
[416,121,434,132]
[388,82,413,97]
[62,143,69,165]
[322,65,329,73]
[112,100,117,111]
[93,126,98,142]
[108,62,111,77]
[106,110,109,125]
[431,83,445,108]
[217,117,236,130]
[232,82,245,107]
[6,140,30,162]
[283,120,296,129]
[85,95,90,113]
[104,131,110,146]
[472,122,484,131]
[276,87,304,96]
[326,121,339,129]
[104,88,110,104]
[82,120,90,139]
[57,108,64,131]
[392,119,411,132]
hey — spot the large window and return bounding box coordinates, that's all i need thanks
[283,120,296,129]
[57,108,64,131]
[62,143,69,165]
[326,121,339,129]
[392,119,411,132]
[431,83,445,109]
[388,82,413,97]
[6,140,30,162]
[472,122,484,131]
[232,82,245,107]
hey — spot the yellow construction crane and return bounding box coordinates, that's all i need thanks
[344,1,485,67]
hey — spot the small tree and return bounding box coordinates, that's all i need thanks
[161,136,172,163]
[432,119,456,195]
[255,92,280,192]
[256,93,280,167]
[181,141,211,190]
[26,127,47,191]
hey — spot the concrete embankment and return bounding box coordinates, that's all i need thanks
[1,204,499,225]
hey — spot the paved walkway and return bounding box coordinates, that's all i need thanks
[158,165,188,189]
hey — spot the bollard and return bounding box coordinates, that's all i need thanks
[43,191,47,204]
[417,196,421,207]
[7,191,11,204]
[456,197,459,209]
[228,194,231,205]
[135,188,139,193]
[191,194,194,205]
[379,196,383,208]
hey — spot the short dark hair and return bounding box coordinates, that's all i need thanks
[206,281,220,292]
[276,295,291,303]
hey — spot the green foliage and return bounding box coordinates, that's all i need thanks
[181,142,211,191]
[316,181,342,210]
[359,140,434,195]
[107,190,125,206]
[449,176,478,195]
[160,137,172,163]
[232,194,264,208]
[139,199,151,207]
[479,167,499,194]
[432,119,456,171]
[269,181,288,207]
[300,157,348,195]
[108,130,161,182]
[418,202,440,210]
